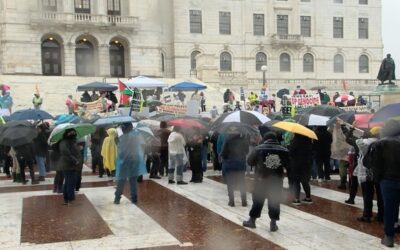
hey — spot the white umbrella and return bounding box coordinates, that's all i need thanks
[124,76,168,89]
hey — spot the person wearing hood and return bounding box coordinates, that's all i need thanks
[101,128,118,177]
[114,123,146,204]
[58,129,82,205]
[363,121,400,247]
[243,132,289,232]
[167,126,187,184]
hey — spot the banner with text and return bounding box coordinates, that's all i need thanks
[286,94,321,107]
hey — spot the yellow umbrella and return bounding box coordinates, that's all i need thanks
[272,121,318,140]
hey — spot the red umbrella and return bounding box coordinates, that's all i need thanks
[353,114,374,128]
[335,95,355,103]
[168,118,206,129]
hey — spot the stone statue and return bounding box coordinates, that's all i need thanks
[377,54,396,85]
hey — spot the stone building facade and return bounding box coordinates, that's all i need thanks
[0,0,383,80]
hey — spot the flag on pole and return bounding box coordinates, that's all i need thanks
[342,80,347,94]
[118,80,130,106]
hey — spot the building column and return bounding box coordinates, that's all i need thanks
[99,43,110,77]
[64,42,76,76]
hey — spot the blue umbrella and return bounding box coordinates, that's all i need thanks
[370,103,400,124]
[169,80,207,91]
[9,109,54,121]
[54,114,81,125]
[93,115,135,126]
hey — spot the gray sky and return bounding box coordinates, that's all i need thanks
[382,0,400,77]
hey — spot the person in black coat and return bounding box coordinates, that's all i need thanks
[289,134,313,205]
[220,133,250,207]
[243,132,289,232]
[314,126,333,181]
[363,134,400,247]
[187,134,204,183]
[33,124,49,181]
[14,143,38,185]
[91,128,106,177]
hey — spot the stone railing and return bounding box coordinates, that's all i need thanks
[30,12,139,30]
[218,71,247,79]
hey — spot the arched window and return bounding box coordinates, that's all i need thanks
[220,52,232,71]
[76,39,94,76]
[334,54,344,73]
[109,40,124,77]
[359,55,369,73]
[303,53,314,72]
[280,53,291,72]
[191,50,201,70]
[42,38,62,76]
[161,53,165,73]
[256,52,267,71]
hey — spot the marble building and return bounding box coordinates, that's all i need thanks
[0,0,383,81]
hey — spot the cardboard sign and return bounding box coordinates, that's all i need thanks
[340,106,371,113]
[286,94,321,107]
[157,104,187,114]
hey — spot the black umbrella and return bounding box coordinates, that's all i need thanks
[277,88,290,99]
[380,118,400,138]
[211,110,270,128]
[267,113,283,121]
[326,111,357,127]
[259,120,286,134]
[76,82,118,92]
[0,121,38,147]
[301,106,344,118]
[211,122,260,138]
[9,109,54,121]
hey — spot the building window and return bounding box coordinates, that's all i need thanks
[190,10,202,34]
[42,0,57,11]
[301,0,311,2]
[359,18,369,39]
[359,0,368,4]
[42,38,61,76]
[107,0,121,16]
[334,54,344,73]
[76,39,94,76]
[253,14,265,36]
[219,12,231,35]
[277,15,289,35]
[334,0,343,3]
[303,53,314,72]
[333,17,343,38]
[75,0,90,14]
[280,53,291,72]
[109,41,125,77]
[256,52,267,71]
[359,55,369,73]
[220,52,232,71]
[301,16,311,37]
[191,50,201,70]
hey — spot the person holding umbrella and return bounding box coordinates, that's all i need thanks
[58,129,82,205]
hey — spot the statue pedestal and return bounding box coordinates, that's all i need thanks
[373,84,400,107]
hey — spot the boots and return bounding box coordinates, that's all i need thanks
[12,172,17,183]
[270,219,279,232]
[242,217,256,228]
[30,169,39,184]
[16,173,22,183]
[381,235,394,247]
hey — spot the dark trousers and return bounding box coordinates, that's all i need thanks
[212,148,221,171]
[146,154,160,177]
[316,155,331,180]
[190,160,203,182]
[225,171,246,202]
[17,157,35,182]
[348,175,359,201]
[54,171,64,192]
[4,155,11,176]
[380,179,400,237]
[75,169,82,191]
[63,170,76,202]
[92,153,104,177]
[249,177,282,220]
[293,179,311,200]
[115,177,138,202]
[159,149,168,176]
[360,180,384,220]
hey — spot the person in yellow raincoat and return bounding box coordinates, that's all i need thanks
[101,128,118,177]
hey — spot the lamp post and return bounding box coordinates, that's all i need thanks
[261,65,267,87]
